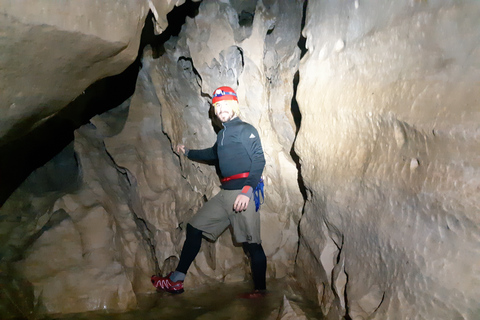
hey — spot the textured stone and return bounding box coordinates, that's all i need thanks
[276,295,308,320]
[13,120,157,313]
[1,0,480,318]
[295,0,480,319]
[0,0,149,145]
[134,0,304,286]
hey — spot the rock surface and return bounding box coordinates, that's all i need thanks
[1,0,480,319]
[295,1,480,319]
[0,0,146,145]
[0,0,192,146]
[1,0,304,316]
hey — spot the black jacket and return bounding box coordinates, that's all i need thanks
[187,117,265,191]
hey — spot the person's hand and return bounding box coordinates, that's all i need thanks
[234,194,250,212]
[176,144,186,155]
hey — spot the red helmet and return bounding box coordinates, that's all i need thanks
[212,86,238,104]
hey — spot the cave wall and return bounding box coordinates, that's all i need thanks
[1,0,304,316]
[295,0,480,319]
[1,0,480,319]
[0,0,153,145]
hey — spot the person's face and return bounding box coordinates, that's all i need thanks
[214,100,236,123]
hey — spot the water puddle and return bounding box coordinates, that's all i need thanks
[49,278,324,320]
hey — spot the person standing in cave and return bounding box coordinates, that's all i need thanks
[151,86,267,298]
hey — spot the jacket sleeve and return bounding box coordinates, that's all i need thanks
[240,125,265,193]
[186,142,218,162]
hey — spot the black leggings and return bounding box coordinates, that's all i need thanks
[175,224,267,290]
[176,223,203,274]
[243,242,267,291]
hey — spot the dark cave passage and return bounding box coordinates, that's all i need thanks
[0,1,202,206]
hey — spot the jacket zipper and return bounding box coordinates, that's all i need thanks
[221,125,226,146]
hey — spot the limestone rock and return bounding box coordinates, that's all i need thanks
[295,1,480,319]
[1,0,480,318]
[277,295,309,320]
[0,0,149,144]
[140,0,304,283]
[13,120,158,314]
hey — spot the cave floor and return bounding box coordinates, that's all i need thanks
[50,278,324,320]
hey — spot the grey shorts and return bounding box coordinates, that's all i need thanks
[189,189,261,244]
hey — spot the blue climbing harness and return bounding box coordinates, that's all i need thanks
[253,178,265,212]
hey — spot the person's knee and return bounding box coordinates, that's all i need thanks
[186,223,203,238]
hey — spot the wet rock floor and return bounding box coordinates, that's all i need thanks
[50,278,325,320]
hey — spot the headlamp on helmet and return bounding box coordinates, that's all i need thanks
[212,86,238,104]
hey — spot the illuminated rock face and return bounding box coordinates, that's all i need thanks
[295,1,480,319]
[0,0,189,145]
[1,0,480,318]
[2,0,304,315]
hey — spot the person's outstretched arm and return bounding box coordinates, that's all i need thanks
[176,143,218,162]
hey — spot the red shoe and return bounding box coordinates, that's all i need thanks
[238,290,267,299]
[151,272,184,294]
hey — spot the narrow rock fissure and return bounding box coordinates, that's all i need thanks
[343,271,352,320]
[292,0,309,269]
[290,0,308,202]
[298,0,309,60]
[290,71,307,203]
[373,292,386,314]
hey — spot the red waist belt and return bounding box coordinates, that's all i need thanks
[221,172,249,183]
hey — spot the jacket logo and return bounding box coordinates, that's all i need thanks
[249,133,256,138]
